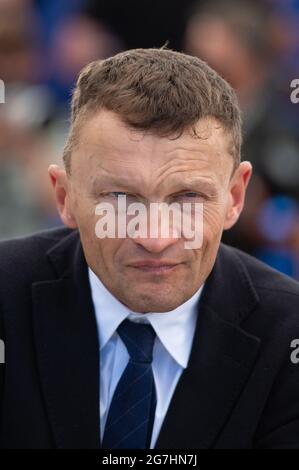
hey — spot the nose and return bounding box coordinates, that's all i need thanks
[134,206,179,253]
[133,234,179,253]
[128,201,182,253]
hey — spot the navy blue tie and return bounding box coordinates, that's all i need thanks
[102,319,157,449]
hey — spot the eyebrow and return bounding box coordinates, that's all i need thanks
[164,176,218,194]
[90,175,138,195]
[90,174,218,197]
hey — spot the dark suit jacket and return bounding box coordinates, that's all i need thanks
[0,227,299,449]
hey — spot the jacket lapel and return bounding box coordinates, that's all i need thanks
[32,230,100,449]
[155,245,261,449]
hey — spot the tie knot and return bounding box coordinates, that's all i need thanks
[117,319,156,363]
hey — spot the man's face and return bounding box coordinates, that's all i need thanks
[50,109,251,313]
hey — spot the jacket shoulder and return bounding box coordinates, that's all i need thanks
[228,245,299,298]
[0,226,73,283]
[219,244,299,355]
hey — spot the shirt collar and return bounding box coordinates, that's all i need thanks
[88,267,203,368]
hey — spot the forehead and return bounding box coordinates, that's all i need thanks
[71,109,234,188]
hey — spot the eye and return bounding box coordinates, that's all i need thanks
[108,191,128,198]
[105,192,140,205]
[182,192,199,198]
[174,192,205,200]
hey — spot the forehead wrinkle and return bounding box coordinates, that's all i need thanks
[81,123,147,162]
[163,143,225,165]
[164,143,218,154]
[86,151,142,182]
[87,151,138,167]
[155,139,233,181]
[154,154,214,185]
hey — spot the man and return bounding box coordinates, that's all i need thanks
[0,48,299,449]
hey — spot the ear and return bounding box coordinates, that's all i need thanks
[223,161,252,230]
[48,164,78,229]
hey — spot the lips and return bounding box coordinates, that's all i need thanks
[128,260,181,274]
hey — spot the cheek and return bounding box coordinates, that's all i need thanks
[203,202,227,240]
[97,238,123,264]
[83,236,126,284]
[72,197,96,231]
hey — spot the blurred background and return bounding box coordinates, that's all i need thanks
[0,0,299,278]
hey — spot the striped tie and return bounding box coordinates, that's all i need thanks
[102,318,157,449]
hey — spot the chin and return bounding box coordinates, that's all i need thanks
[127,291,186,314]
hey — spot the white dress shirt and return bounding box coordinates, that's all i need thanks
[88,267,203,449]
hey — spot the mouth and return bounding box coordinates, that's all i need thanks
[128,260,182,275]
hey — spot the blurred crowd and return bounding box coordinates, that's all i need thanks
[0,0,299,278]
